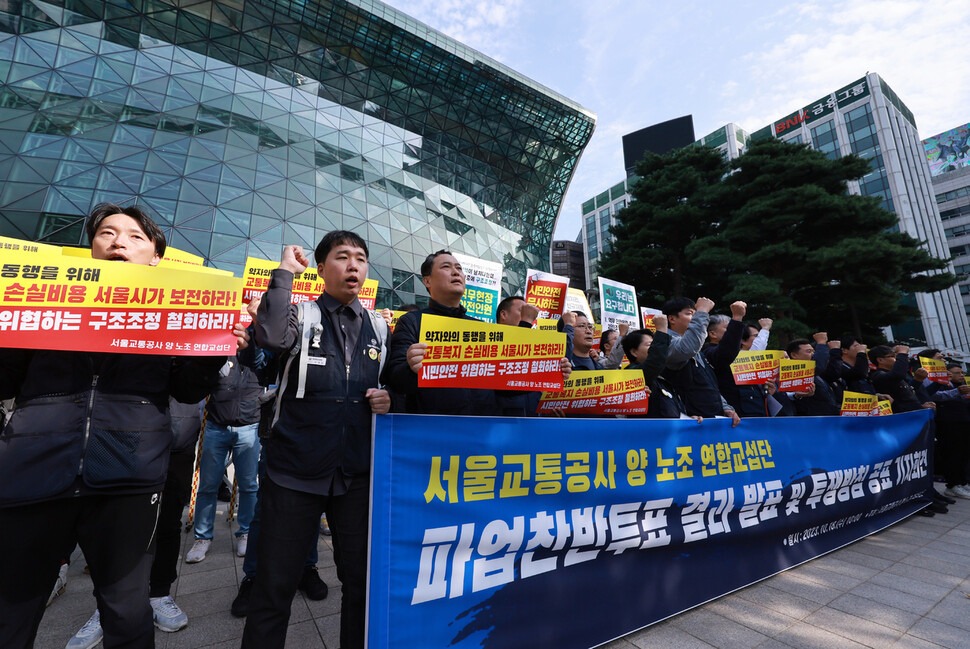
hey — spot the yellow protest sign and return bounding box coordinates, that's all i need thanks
[62,244,231,275]
[0,235,62,254]
[0,250,243,356]
[919,357,949,384]
[878,400,893,416]
[840,391,879,416]
[777,359,815,392]
[535,318,559,332]
[538,370,648,415]
[730,350,784,385]
[243,256,378,308]
[418,314,566,391]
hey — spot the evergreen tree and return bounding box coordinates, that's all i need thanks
[597,145,729,306]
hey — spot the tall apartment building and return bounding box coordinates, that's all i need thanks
[924,123,970,320]
[582,73,970,354]
[0,0,595,307]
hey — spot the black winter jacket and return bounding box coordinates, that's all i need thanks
[0,349,223,507]
[206,356,263,427]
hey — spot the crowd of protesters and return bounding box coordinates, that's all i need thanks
[3,204,969,649]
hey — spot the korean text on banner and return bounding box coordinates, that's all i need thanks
[598,276,639,331]
[778,359,815,392]
[453,252,502,322]
[0,235,62,255]
[0,251,243,356]
[641,306,661,332]
[243,256,378,308]
[538,370,649,415]
[730,350,784,385]
[525,269,568,320]
[417,314,565,391]
[534,318,559,332]
[368,411,933,649]
[841,391,880,416]
[919,357,949,384]
[564,287,594,322]
[62,244,232,276]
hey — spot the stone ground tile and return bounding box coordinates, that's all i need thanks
[600,638,640,649]
[703,595,798,637]
[867,572,956,601]
[826,593,922,633]
[752,641,799,649]
[771,621,873,649]
[165,611,246,648]
[889,634,949,649]
[786,562,869,591]
[305,584,343,619]
[882,561,966,589]
[809,555,881,581]
[734,583,823,620]
[625,621,718,649]
[174,584,238,620]
[313,612,341,648]
[852,539,917,563]
[802,605,904,647]
[284,619,326,648]
[925,537,970,559]
[898,553,970,580]
[834,548,897,571]
[917,546,970,569]
[174,564,239,597]
[924,591,970,632]
[762,571,843,605]
[671,608,770,649]
[907,617,970,649]
[849,581,940,616]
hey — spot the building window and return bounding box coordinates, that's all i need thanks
[810,120,840,159]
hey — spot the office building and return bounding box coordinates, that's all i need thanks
[0,0,595,307]
[551,239,585,292]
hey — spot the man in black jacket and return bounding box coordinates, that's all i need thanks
[0,203,227,649]
[786,338,839,416]
[243,233,390,649]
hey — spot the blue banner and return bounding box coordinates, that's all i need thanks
[367,411,933,649]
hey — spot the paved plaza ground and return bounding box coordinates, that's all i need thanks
[36,493,970,649]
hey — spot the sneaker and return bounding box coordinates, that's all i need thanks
[954,485,970,499]
[298,566,329,601]
[944,487,968,500]
[150,596,188,632]
[66,610,102,649]
[231,577,254,618]
[185,538,210,564]
[47,562,69,606]
[236,533,248,557]
[936,489,957,504]
[319,515,331,537]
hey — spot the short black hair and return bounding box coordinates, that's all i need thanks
[621,329,653,361]
[786,338,813,357]
[661,297,695,317]
[557,310,588,332]
[917,349,941,359]
[868,345,895,364]
[840,335,863,350]
[86,203,166,257]
[496,296,525,318]
[421,250,453,277]
[946,362,963,371]
[398,303,420,313]
[741,323,759,342]
[314,230,368,265]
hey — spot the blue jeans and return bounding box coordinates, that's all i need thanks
[193,421,260,539]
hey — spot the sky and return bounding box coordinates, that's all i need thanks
[388,0,970,241]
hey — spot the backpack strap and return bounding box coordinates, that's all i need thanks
[366,309,389,382]
[271,301,322,428]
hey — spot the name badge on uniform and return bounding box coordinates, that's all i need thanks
[307,356,327,366]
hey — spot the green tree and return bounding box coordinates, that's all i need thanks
[688,137,956,343]
[597,145,729,306]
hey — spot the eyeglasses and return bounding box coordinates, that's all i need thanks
[574,323,594,330]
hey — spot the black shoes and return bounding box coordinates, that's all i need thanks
[934,489,956,505]
[231,577,254,618]
[298,566,329,601]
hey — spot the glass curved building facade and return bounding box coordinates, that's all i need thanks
[0,0,595,307]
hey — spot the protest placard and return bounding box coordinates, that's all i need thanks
[453,252,502,322]
[0,235,62,255]
[777,359,815,392]
[62,244,232,275]
[535,318,559,332]
[564,287,594,322]
[0,251,243,356]
[641,306,661,331]
[878,400,893,416]
[243,256,377,308]
[919,357,949,384]
[417,314,565,391]
[841,391,880,416]
[730,350,784,385]
[538,370,649,415]
[525,269,568,320]
[598,276,638,331]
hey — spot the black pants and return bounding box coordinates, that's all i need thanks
[242,474,369,649]
[0,492,161,649]
[937,420,970,487]
[150,448,195,597]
